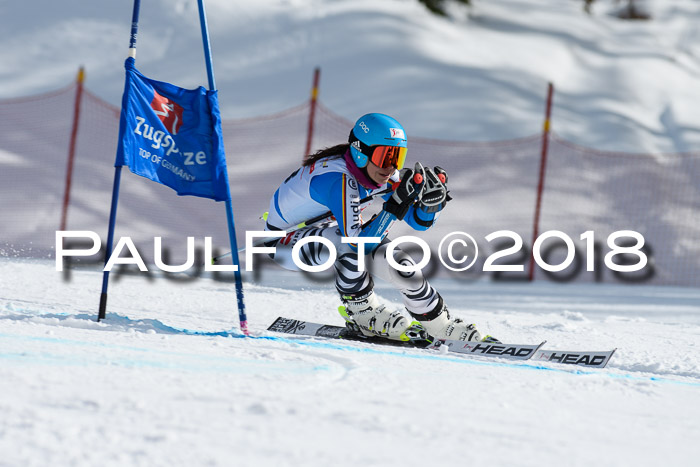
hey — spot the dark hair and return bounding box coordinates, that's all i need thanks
[302,143,349,167]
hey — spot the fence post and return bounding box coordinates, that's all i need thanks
[60,66,85,231]
[304,67,321,158]
[528,82,554,281]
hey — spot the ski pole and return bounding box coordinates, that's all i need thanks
[211,186,393,263]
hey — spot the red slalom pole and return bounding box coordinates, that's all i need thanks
[60,66,85,231]
[529,82,554,282]
[304,67,321,158]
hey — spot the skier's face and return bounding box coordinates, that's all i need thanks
[366,161,395,185]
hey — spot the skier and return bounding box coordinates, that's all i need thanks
[264,113,494,343]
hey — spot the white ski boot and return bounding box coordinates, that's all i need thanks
[338,290,415,341]
[413,295,497,342]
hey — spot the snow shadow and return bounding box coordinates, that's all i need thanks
[0,311,246,338]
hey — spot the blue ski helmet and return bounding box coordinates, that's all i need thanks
[348,113,407,169]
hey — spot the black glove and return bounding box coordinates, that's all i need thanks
[383,162,425,220]
[417,166,451,214]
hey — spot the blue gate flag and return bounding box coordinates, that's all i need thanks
[115,57,230,201]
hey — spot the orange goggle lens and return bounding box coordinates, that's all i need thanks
[370,146,407,170]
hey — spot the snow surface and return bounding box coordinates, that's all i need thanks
[1,258,699,466]
[2,1,700,465]
[2,0,700,153]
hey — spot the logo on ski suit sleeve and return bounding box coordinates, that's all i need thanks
[344,176,362,232]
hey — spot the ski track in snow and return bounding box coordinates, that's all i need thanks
[1,309,698,386]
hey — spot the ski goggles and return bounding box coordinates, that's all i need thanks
[367,145,407,170]
[351,137,407,169]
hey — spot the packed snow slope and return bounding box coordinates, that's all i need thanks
[2,0,700,153]
[1,258,699,466]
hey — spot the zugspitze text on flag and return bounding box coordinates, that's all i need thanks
[115,58,230,201]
